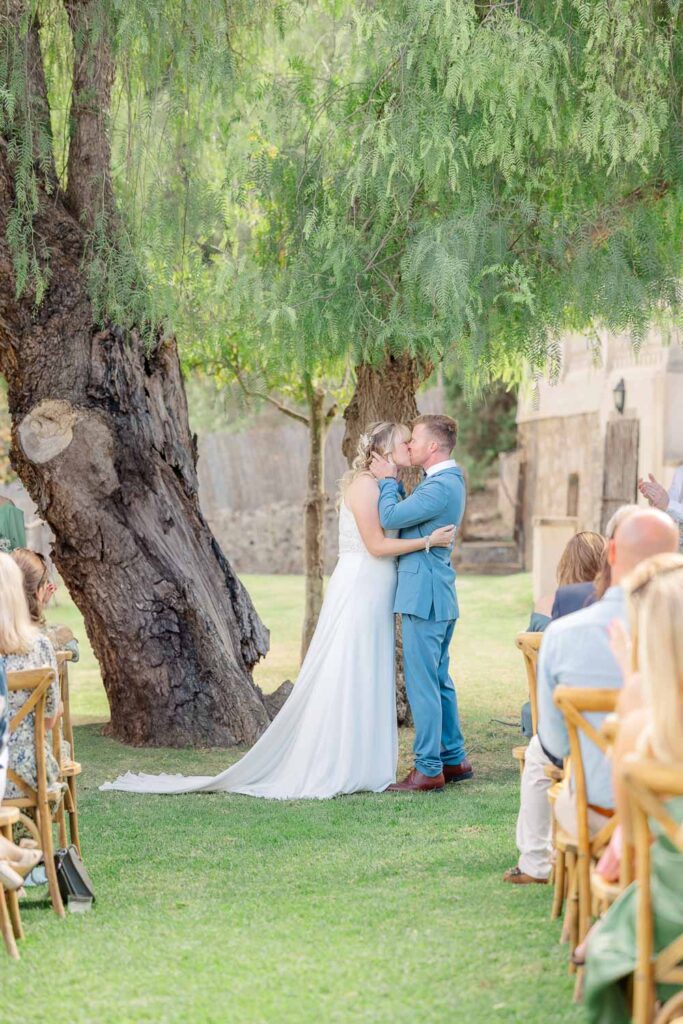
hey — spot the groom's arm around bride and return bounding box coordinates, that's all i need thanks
[370,414,472,792]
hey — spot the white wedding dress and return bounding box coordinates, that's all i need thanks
[101,502,398,799]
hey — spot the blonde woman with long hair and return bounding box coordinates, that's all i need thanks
[584,555,683,1022]
[103,422,456,799]
[609,552,683,815]
[0,553,55,888]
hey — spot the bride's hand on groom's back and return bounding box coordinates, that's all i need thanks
[430,524,456,548]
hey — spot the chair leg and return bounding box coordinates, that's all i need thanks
[562,851,579,961]
[38,802,64,918]
[577,852,592,947]
[0,885,19,959]
[0,822,24,941]
[66,778,81,854]
[551,848,566,920]
[573,966,585,1004]
[5,888,23,942]
[56,800,68,850]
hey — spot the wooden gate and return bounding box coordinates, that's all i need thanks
[601,418,640,532]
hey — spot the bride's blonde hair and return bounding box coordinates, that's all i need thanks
[339,421,411,497]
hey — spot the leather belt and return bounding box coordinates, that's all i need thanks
[588,803,615,818]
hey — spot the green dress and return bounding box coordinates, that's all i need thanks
[584,799,683,1024]
[0,502,26,553]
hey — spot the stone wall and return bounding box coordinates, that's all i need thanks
[208,501,341,575]
[197,418,348,514]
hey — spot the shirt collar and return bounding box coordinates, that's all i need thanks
[425,459,457,478]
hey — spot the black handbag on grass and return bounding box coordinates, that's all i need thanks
[54,845,96,902]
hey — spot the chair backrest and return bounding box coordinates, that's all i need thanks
[621,757,683,1024]
[55,651,75,759]
[6,667,56,804]
[515,631,543,734]
[553,686,619,857]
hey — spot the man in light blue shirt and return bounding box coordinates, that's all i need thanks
[538,509,679,839]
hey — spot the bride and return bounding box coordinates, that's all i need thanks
[101,422,455,800]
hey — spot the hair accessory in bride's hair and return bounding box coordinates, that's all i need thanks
[358,432,371,454]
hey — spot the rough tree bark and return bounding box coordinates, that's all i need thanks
[342,351,433,726]
[300,380,336,661]
[341,352,430,465]
[0,4,287,746]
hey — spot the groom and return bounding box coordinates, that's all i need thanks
[370,414,472,792]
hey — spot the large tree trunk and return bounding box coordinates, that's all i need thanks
[341,352,429,464]
[300,382,326,661]
[342,351,432,727]
[0,4,278,747]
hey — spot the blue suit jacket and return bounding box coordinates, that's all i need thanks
[551,582,597,620]
[378,467,466,621]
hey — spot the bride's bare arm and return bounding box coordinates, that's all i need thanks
[346,475,455,557]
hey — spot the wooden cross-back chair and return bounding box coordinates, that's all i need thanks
[0,804,23,959]
[513,631,543,775]
[589,713,624,918]
[552,686,619,963]
[4,668,65,917]
[53,651,82,853]
[621,757,683,1024]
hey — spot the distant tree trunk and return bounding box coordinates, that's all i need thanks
[0,3,279,747]
[300,380,335,661]
[342,351,432,726]
[342,352,429,464]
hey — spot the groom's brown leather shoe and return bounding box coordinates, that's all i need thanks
[386,769,445,792]
[443,759,473,783]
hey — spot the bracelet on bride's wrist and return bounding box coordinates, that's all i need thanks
[425,536,431,553]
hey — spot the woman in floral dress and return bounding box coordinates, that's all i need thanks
[0,553,60,801]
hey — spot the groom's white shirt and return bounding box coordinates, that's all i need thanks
[425,459,457,478]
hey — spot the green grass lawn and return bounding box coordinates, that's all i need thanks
[10,574,585,1024]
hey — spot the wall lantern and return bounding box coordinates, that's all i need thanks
[613,377,626,415]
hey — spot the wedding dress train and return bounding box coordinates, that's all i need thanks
[101,502,398,799]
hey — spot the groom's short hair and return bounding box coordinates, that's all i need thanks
[413,414,458,453]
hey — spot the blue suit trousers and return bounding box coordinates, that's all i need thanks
[402,609,466,777]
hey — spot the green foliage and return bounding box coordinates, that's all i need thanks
[444,370,517,492]
[1,0,291,319]
[328,0,683,383]
[179,0,683,395]
[0,0,53,301]
[2,0,683,391]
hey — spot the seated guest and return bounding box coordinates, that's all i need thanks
[0,553,61,807]
[504,507,677,885]
[584,555,683,1023]
[591,504,639,605]
[521,530,607,737]
[539,509,679,844]
[526,531,606,632]
[0,495,26,554]
[0,591,43,890]
[11,548,80,662]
